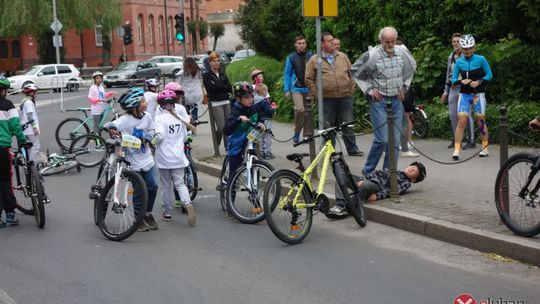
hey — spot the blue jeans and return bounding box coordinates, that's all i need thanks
[322,96,358,153]
[133,165,159,214]
[364,97,404,173]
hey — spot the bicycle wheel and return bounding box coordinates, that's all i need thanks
[218,156,229,212]
[495,153,540,237]
[263,170,313,244]
[333,159,367,227]
[411,109,429,139]
[185,156,198,201]
[69,134,108,168]
[226,160,274,224]
[96,170,148,241]
[39,160,79,176]
[29,165,45,228]
[92,161,112,226]
[55,117,91,150]
[13,161,33,215]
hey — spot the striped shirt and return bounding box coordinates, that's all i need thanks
[0,98,26,147]
[369,48,405,97]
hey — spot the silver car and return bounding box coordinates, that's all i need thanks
[103,61,161,88]
[148,56,183,77]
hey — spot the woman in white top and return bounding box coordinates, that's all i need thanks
[177,57,204,121]
[88,71,116,135]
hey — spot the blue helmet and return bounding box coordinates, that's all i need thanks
[118,87,144,110]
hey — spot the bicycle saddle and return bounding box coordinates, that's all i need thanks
[286,153,309,162]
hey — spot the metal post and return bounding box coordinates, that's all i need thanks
[305,96,317,178]
[315,17,323,132]
[180,0,187,57]
[387,101,398,197]
[499,106,509,210]
[164,0,170,55]
[189,0,195,54]
[52,0,60,64]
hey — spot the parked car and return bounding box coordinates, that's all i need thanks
[148,55,183,77]
[103,61,161,88]
[231,49,257,62]
[8,64,82,93]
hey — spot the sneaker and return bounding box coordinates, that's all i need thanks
[162,211,172,221]
[452,150,460,160]
[292,132,300,143]
[260,152,267,159]
[146,214,159,230]
[400,150,419,158]
[175,200,182,208]
[266,152,276,159]
[94,145,106,152]
[186,204,197,225]
[479,148,489,157]
[137,218,150,232]
[348,149,364,157]
[407,142,415,151]
[447,142,454,149]
[464,142,477,149]
[5,212,19,225]
[0,219,6,228]
[326,206,348,219]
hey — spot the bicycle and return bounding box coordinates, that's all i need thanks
[262,121,367,245]
[55,97,120,150]
[36,149,81,176]
[68,133,109,168]
[12,120,46,228]
[223,121,274,224]
[410,104,429,139]
[92,132,149,241]
[495,151,540,237]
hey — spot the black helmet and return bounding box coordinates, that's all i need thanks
[410,161,426,183]
[233,81,254,97]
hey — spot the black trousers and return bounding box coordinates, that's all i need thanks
[335,175,381,208]
[0,147,16,213]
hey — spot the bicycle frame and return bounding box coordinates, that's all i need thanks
[518,154,540,201]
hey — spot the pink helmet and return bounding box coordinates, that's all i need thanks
[157,89,178,105]
[164,82,184,95]
[250,69,263,80]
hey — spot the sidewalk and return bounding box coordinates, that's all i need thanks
[190,118,540,265]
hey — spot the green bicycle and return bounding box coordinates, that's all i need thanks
[55,97,120,150]
[263,121,367,244]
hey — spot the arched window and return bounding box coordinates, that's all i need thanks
[11,40,20,58]
[158,16,164,45]
[167,16,173,45]
[0,41,8,58]
[136,14,144,45]
[148,15,154,45]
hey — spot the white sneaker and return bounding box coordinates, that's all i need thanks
[400,151,419,158]
[479,148,489,157]
[452,150,460,160]
[407,142,415,151]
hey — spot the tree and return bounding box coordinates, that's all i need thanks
[187,20,209,53]
[209,23,225,51]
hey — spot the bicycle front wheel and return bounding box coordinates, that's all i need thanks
[69,134,108,167]
[334,159,366,227]
[411,109,429,139]
[96,170,148,241]
[39,160,79,176]
[226,160,274,224]
[495,153,540,237]
[13,162,33,215]
[218,156,229,212]
[56,117,91,150]
[263,170,313,244]
[30,165,45,228]
[185,156,198,201]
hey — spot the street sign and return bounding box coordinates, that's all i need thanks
[50,19,63,32]
[53,35,63,47]
[303,0,338,17]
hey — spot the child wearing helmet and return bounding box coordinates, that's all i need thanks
[0,76,28,227]
[88,71,117,136]
[19,84,41,161]
[144,78,160,119]
[104,88,160,232]
[154,89,197,225]
[159,82,190,122]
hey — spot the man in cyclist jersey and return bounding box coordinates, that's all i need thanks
[328,161,426,217]
[451,34,493,160]
[0,76,28,227]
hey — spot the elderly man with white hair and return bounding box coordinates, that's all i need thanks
[352,26,417,174]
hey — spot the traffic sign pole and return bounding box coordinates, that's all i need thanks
[52,0,61,64]
[179,0,187,58]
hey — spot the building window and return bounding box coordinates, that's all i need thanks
[137,14,144,45]
[11,40,20,58]
[148,15,154,45]
[95,24,103,47]
[158,16,163,45]
[168,16,173,45]
[0,41,7,58]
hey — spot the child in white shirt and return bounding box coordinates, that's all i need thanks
[88,71,116,135]
[19,84,40,161]
[144,78,160,119]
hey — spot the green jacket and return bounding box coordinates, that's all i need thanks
[0,98,27,147]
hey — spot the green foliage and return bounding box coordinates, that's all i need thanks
[209,23,225,51]
[38,30,65,64]
[186,20,209,41]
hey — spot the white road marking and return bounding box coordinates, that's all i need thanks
[0,287,18,304]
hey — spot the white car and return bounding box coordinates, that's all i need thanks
[8,64,82,93]
[231,49,256,62]
[148,56,183,77]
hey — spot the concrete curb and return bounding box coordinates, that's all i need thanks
[194,158,540,266]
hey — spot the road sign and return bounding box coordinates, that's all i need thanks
[50,19,63,32]
[303,0,338,17]
[53,35,63,47]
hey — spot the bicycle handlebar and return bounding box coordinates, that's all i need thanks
[245,120,274,137]
[292,120,356,147]
[192,120,209,126]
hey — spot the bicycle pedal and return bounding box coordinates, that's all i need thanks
[195,187,202,191]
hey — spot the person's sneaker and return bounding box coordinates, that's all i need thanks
[447,142,454,149]
[146,214,159,230]
[175,200,182,208]
[464,142,477,149]
[407,142,415,151]
[0,219,6,228]
[260,152,267,159]
[400,150,419,158]
[452,150,460,160]
[292,132,300,143]
[326,206,348,219]
[186,204,197,226]
[5,212,19,225]
[348,149,364,157]
[137,218,150,232]
[94,145,106,152]
[266,152,276,159]
[479,148,489,157]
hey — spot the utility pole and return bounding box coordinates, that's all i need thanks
[52,0,61,63]
[179,0,187,57]
[189,0,195,54]
[164,0,170,55]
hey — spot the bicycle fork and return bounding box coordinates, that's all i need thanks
[519,158,540,207]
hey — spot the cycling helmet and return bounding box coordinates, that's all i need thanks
[233,81,254,97]
[22,83,39,94]
[0,76,11,89]
[145,78,160,88]
[250,69,263,80]
[118,87,144,110]
[410,161,426,183]
[157,89,177,105]
[164,82,184,95]
[459,34,475,48]
[92,71,104,78]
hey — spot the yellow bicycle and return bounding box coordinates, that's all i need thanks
[262,121,366,244]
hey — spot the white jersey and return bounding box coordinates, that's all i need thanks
[144,91,159,119]
[19,98,39,136]
[88,84,107,115]
[106,112,155,171]
[155,104,190,122]
[154,111,189,169]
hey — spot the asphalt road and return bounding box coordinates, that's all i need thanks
[0,90,539,304]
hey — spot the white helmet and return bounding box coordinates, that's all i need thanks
[145,78,160,88]
[92,71,104,78]
[459,34,475,48]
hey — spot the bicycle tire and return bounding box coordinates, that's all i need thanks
[97,170,148,241]
[30,165,46,228]
[55,117,91,150]
[263,170,313,244]
[69,134,108,168]
[226,160,274,224]
[39,160,79,176]
[218,156,229,212]
[185,156,198,201]
[412,109,429,139]
[495,152,540,237]
[13,161,33,215]
[333,159,367,227]
[93,161,110,226]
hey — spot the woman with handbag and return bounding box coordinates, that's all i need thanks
[202,52,233,150]
[177,57,204,122]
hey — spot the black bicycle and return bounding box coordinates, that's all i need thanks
[410,104,429,139]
